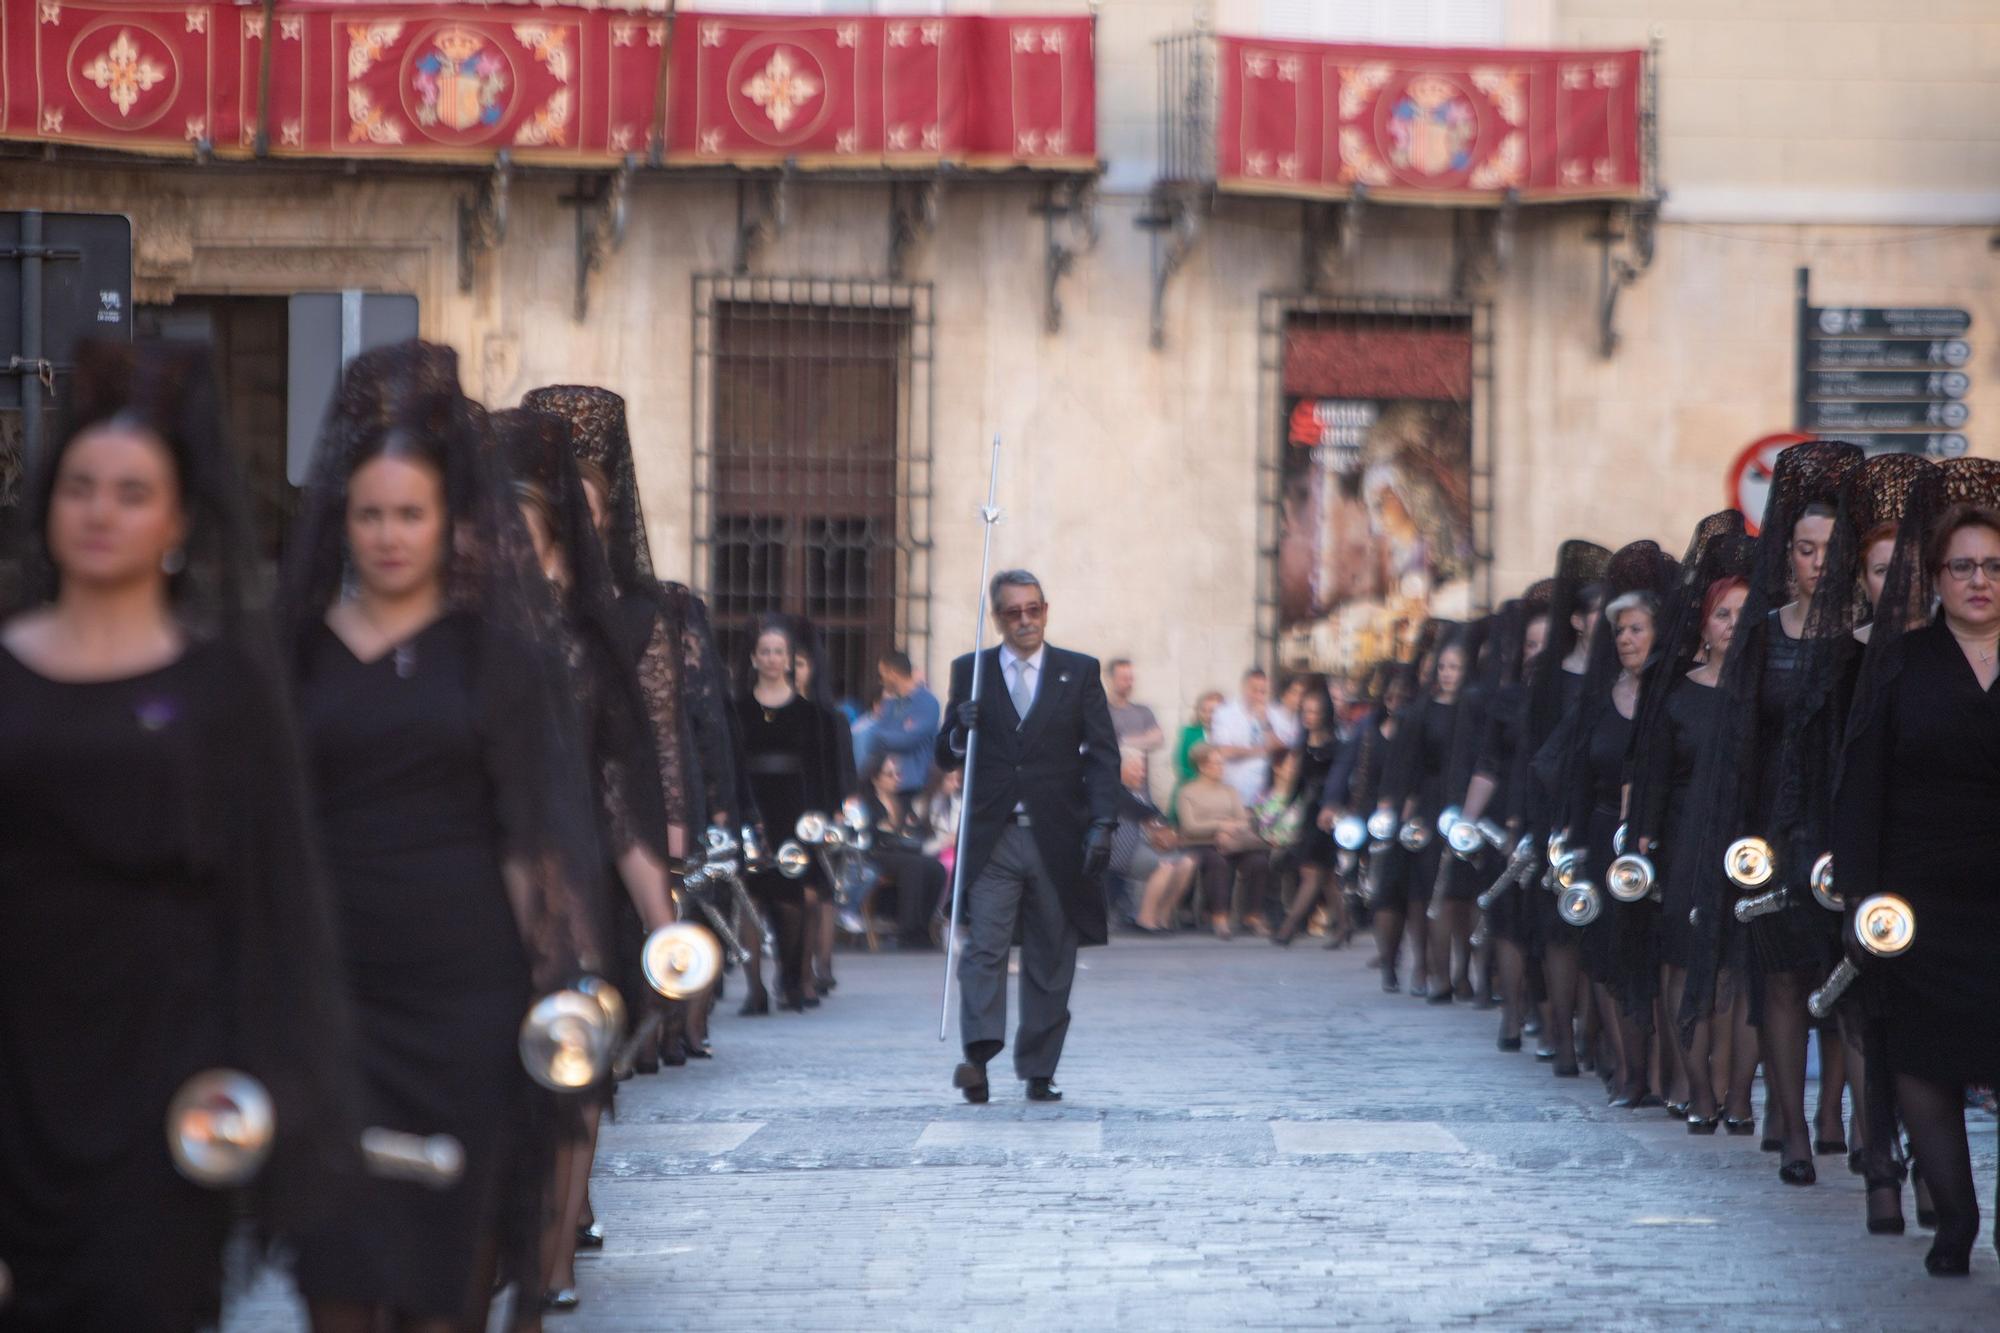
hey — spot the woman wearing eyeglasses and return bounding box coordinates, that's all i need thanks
[1835,481,2000,1276]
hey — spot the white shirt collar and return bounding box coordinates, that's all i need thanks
[1002,644,1046,675]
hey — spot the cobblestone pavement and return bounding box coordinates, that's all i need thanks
[230,934,1997,1331]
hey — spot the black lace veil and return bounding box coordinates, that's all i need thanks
[1626,511,1753,846]
[284,342,604,991]
[8,338,360,1235]
[1555,540,1677,836]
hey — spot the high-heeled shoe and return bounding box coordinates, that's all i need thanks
[1497,1035,1522,1052]
[543,1287,580,1311]
[1665,1100,1689,1120]
[1923,1235,1973,1276]
[1381,971,1399,994]
[1687,1113,1721,1135]
[1813,1137,1847,1156]
[576,1221,606,1250]
[1271,930,1296,948]
[778,990,807,1013]
[1865,1185,1906,1236]
[1778,1158,1816,1186]
[1760,1137,1783,1154]
[1553,1061,1581,1078]
[738,993,770,1017]
[1722,1117,1756,1137]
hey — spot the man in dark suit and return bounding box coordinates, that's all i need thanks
[935,569,1120,1104]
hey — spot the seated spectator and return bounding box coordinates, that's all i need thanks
[919,765,962,879]
[1174,743,1273,940]
[1108,657,1167,789]
[858,753,947,950]
[871,649,940,801]
[1175,690,1225,787]
[1112,752,1197,932]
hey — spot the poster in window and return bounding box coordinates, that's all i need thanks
[1276,396,1474,672]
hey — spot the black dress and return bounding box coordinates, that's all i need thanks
[292,614,534,1320]
[1476,681,1530,943]
[1402,698,1458,910]
[1746,612,1838,976]
[1577,705,1636,988]
[735,692,845,992]
[1291,736,1341,867]
[1655,677,1724,969]
[1529,668,1587,950]
[1839,621,2000,1085]
[0,645,233,1332]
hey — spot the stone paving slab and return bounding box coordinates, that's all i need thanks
[224,933,1997,1331]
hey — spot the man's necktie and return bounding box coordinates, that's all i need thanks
[1010,660,1034,722]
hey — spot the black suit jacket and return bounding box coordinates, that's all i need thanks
[934,644,1120,946]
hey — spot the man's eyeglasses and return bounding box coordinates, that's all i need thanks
[1942,557,2000,583]
[997,602,1048,623]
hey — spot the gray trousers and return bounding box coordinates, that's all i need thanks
[958,823,1079,1080]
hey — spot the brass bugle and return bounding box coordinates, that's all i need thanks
[1724,836,1776,889]
[1397,819,1432,853]
[642,923,724,1000]
[1366,809,1397,844]
[169,1070,464,1190]
[1557,880,1602,926]
[795,810,830,845]
[1809,852,1840,912]
[775,839,813,879]
[1733,885,1788,922]
[1606,852,1657,903]
[1436,805,1463,838]
[519,987,617,1091]
[1808,959,1858,1019]
[1446,819,1484,861]
[704,824,740,859]
[1474,819,1510,851]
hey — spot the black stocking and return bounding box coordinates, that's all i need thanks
[1759,971,1814,1163]
[1374,908,1405,988]
[1857,1011,1905,1231]
[1896,1071,1979,1264]
[1543,940,1581,1074]
[1496,938,1526,1042]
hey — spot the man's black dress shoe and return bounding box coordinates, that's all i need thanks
[953,1062,989,1104]
[1027,1077,1063,1102]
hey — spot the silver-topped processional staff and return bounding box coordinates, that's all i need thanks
[939,433,1003,1040]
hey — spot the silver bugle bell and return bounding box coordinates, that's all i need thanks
[1809,851,1840,912]
[168,1068,275,1188]
[1733,885,1789,922]
[642,922,724,999]
[1334,815,1368,853]
[775,839,813,879]
[1558,880,1602,926]
[1723,836,1776,889]
[822,823,849,850]
[1612,822,1628,856]
[360,1126,466,1188]
[1436,805,1463,838]
[1808,959,1858,1020]
[1366,809,1396,844]
[1554,848,1588,892]
[705,824,740,858]
[1853,893,1916,957]
[1546,830,1568,863]
[519,988,617,1091]
[795,811,830,845]
[1606,852,1657,903]
[1447,820,1484,861]
[841,796,870,832]
[1397,819,1432,853]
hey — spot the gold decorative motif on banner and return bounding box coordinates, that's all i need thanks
[741,50,820,132]
[82,30,168,118]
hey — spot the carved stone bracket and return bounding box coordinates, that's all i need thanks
[457,150,512,293]
[1138,183,1205,350]
[567,156,633,322]
[887,177,941,282]
[735,172,791,275]
[1034,176,1098,335]
[1450,190,1516,300]
[1594,199,1658,359]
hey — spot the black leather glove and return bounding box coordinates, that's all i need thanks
[1082,820,1115,879]
[953,700,980,738]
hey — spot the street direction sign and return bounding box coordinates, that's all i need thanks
[1810,306,1972,339]
[1806,370,1970,401]
[1807,338,1971,369]
[1805,400,1971,431]
[1823,433,1971,458]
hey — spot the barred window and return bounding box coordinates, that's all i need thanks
[693,276,933,706]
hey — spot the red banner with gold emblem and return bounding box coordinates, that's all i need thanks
[1216,36,1644,204]
[664,12,1093,168]
[0,4,1095,168]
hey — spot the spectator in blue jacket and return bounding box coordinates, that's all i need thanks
[873,649,941,800]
